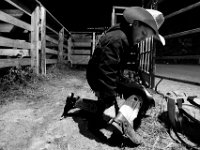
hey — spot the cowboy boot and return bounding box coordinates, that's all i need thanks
[108,95,144,145]
[60,93,80,119]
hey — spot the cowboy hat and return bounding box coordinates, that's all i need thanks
[123,6,165,45]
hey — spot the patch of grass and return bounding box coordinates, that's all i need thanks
[0,64,71,105]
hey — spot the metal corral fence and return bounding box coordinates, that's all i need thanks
[111,3,200,89]
[0,0,71,75]
[155,1,200,88]
[111,6,156,88]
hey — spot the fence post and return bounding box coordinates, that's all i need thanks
[150,37,156,88]
[31,6,40,74]
[91,32,96,56]
[67,37,72,65]
[58,28,64,64]
[111,7,116,26]
[40,6,46,75]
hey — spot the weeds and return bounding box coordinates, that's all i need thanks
[0,64,74,105]
[0,65,56,104]
[0,66,43,91]
[1,67,31,86]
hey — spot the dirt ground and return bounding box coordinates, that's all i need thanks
[0,66,200,150]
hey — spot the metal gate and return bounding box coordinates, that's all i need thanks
[111,3,200,89]
[111,6,156,88]
[155,1,200,88]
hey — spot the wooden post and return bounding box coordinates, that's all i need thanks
[31,6,40,74]
[151,37,156,88]
[67,37,72,66]
[40,6,46,75]
[58,28,64,64]
[91,32,96,56]
[111,7,115,26]
[150,0,158,88]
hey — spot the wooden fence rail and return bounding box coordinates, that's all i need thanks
[69,32,102,67]
[0,0,72,75]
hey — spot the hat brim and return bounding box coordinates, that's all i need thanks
[123,7,165,46]
[158,34,165,46]
[155,34,165,46]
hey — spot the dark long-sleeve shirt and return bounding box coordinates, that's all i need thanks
[86,25,132,98]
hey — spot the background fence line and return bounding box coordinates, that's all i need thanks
[0,0,103,74]
[0,0,73,75]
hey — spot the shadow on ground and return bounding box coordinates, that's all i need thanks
[158,111,200,149]
[63,110,118,146]
[61,108,142,149]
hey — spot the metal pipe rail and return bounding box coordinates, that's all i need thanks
[35,0,71,36]
[156,1,200,88]
[154,75,200,87]
[164,27,200,39]
[4,0,71,36]
[165,1,200,20]
[4,0,32,16]
[164,1,200,38]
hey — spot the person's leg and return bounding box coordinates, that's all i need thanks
[109,94,143,145]
[118,80,155,119]
[87,95,118,143]
[108,80,155,145]
[87,95,116,130]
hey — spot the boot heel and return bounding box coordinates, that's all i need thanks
[109,112,143,145]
